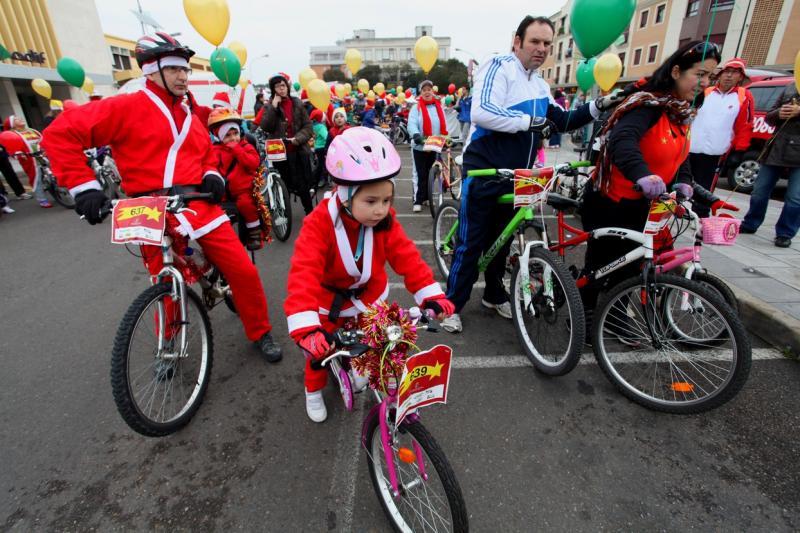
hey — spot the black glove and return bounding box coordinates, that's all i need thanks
[412,133,424,145]
[75,189,111,225]
[725,150,744,170]
[200,173,226,204]
[528,117,552,138]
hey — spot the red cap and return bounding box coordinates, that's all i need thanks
[212,91,232,108]
[309,109,324,122]
[301,89,308,100]
[721,58,747,74]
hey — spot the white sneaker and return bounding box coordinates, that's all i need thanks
[1,206,14,214]
[15,193,32,200]
[412,204,422,213]
[482,299,512,319]
[441,313,462,333]
[305,389,327,423]
[350,369,369,392]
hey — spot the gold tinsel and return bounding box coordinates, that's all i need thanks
[252,165,273,244]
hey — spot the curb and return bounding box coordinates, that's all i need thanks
[729,284,800,357]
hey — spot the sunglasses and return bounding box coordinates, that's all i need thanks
[682,41,720,59]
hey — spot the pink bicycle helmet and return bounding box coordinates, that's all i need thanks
[326,126,401,184]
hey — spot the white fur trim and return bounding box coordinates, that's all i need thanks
[142,88,192,188]
[203,170,226,185]
[245,220,261,228]
[174,212,230,240]
[141,56,190,75]
[287,311,321,332]
[69,180,103,198]
[216,122,238,140]
[326,197,374,285]
[212,99,232,109]
[414,282,444,305]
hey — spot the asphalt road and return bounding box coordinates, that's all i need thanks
[1,145,799,532]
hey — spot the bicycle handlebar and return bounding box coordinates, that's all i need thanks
[467,160,592,178]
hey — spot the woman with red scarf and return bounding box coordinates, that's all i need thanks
[408,80,448,212]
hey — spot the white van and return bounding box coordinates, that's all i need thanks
[119,72,259,120]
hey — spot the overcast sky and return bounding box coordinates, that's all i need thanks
[95,0,565,83]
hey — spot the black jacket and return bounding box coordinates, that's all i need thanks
[763,84,800,167]
[260,96,313,152]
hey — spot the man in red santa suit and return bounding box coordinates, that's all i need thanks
[40,31,283,362]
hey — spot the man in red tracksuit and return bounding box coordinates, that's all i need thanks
[40,32,282,362]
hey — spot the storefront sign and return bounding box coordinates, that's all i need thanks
[5,49,46,64]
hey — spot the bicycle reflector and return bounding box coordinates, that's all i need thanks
[671,382,694,393]
[398,447,416,464]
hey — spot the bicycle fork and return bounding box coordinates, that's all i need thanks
[518,238,553,314]
[154,236,190,360]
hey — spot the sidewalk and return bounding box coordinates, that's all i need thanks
[548,141,800,356]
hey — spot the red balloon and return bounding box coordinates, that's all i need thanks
[404,89,412,98]
[448,83,456,94]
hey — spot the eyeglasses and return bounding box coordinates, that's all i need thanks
[163,66,192,76]
[682,41,720,59]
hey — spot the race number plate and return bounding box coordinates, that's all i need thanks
[396,345,453,426]
[423,136,446,153]
[110,197,168,246]
[513,167,554,207]
[266,139,287,162]
[643,198,676,235]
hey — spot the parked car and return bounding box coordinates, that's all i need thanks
[722,75,794,193]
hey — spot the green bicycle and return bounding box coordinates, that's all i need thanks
[433,161,591,375]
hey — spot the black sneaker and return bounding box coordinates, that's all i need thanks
[257,332,283,363]
[775,236,792,248]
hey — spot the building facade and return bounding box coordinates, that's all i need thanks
[309,26,452,78]
[0,0,114,129]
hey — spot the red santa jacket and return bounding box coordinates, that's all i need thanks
[212,139,260,197]
[41,80,229,239]
[284,195,443,341]
[0,127,40,181]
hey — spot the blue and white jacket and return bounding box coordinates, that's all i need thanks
[464,53,599,171]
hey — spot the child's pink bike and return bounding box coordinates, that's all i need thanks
[310,303,469,532]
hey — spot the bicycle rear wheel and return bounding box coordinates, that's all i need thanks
[510,247,585,375]
[365,416,468,533]
[449,164,462,201]
[432,200,460,280]
[270,174,292,242]
[592,274,751,414]
[428,165,444,218]
[691,271,739,314]
[111,283,213,436]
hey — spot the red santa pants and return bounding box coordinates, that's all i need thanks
[142,221,272,341]
[233,192,260,226]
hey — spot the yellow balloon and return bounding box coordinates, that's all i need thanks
[396,85,403,94]
[433,85,439,93]
[593,53,623,92]
[334,84,346,99]
[396,93,405,104]
[345,48,362,75]
[795,50,800,93]
[367,90,376,99]
[414,35,439,73]
[238,77,249,90]
[31,78,52,99]
[183,0,230,46]
[357,79,369,93]
[228,40,247,66]
[49,99,63,110]
[373,82,385,95]
[82,77,94,94]
[299,68,317,90]
[344,83,352,95]
[307,79,331,112]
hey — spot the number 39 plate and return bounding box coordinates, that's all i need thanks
[395,345,453,426]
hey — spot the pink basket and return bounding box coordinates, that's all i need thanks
[701,215,741,245]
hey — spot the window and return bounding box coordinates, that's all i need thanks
[618,52,626,76]
[711,0,734,10]
[365,49,373,61]
[565,64,571,83]
[639,9,649,28]
[555,66,561,84]
[559,16,566,35]
[655,4,666,23]
[647,44,658,63]
[557,41,563,60]
[686,0,700,17]
[750,85,784,113]
[406,48,412,60]
[111,47,131,70]
[547,68,552,79]
[633,48,642,65]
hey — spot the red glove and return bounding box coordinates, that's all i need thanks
[423,296,456,318]
[298,330,330,359]
[711,200,740,216]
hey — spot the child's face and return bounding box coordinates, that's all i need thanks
[350,181,393,227]
[334,115,346,127]
[222,127,240,144]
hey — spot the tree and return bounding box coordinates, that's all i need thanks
[322,67,346,83]
[355,64,383,86]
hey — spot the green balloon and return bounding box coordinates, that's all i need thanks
[0,43,10,61]
[444,95,453,105]
[56,57,85,88]
[571,0,635,59]
[293,82,301,91]
[576,58,597,92]
[210,47,241,87]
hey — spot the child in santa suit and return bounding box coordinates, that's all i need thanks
[207,108,263,250]
[285,127,455,422]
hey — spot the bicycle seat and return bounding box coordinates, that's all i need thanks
[546,193,581,212]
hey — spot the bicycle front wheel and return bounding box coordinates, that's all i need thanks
[365,416,468,533]
[428,165,444,218]
[270,174,292,242]
[432,200,460,280]
[510,247,585,375]
[111,283,213,436]
[592,274,751,414]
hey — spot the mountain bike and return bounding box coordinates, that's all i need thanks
[433,163,587,375]
[107,192,247,436]
[310,303,468,532]
[425,136,463,218]
[540,191,751,413]
[259,141,293,242]
[11,150,74,208]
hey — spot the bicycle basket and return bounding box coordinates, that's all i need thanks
[701,214,740,245]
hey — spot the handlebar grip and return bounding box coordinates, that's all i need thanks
[182,192,215,202]
[569,160,592,168]
[467,169,497,177]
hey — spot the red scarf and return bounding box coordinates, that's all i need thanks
[419,97,448,136]
[280,97,295,137]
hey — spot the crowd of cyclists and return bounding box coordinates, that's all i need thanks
[6,12,794,423]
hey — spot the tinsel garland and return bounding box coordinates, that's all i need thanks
[252,165,273,245]
[350,302,418,392]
